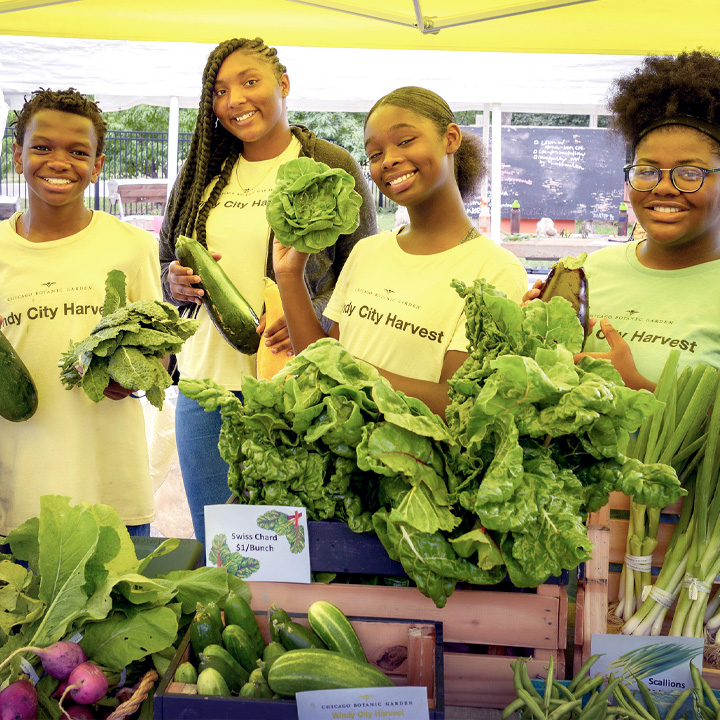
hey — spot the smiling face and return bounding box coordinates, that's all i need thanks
[631,126,720,265]
[212,49,290,160]
[12,109,104,211]
[364,104,460,208]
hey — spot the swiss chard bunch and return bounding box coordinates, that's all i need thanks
[59,269,200,409]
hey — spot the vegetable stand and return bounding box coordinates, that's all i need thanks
[575,491,720,688]
[154,613,443,719]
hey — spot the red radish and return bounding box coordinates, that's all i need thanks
[62,706,95,719]
[0,641,86,681]
[61,662,108,706]
[0,678,38,720]
[52,681,68,698]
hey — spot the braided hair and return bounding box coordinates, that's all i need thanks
[365,86,487,202]
[13,88,107,156]
[170,37,287,247]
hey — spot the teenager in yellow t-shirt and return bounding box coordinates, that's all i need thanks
[274,86,527,420]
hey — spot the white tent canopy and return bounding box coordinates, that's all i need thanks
[0,35,644,236]
[0,35,643,114]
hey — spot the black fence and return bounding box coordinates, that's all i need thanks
[1,128,193,215]
[2,127,393,218]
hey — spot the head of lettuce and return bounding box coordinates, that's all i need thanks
[266,157,363,253]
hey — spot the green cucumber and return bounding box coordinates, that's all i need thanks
[267,648,394,696]
[173,661,198,684]
[198,600,224,636]
[222,623,260,673]
[223,591,265,654]
[268,604,292,642]
[0,328,37,422]
[175,234,260,354]
[189,607,223,660]
[275,620,326,651]
[248,668,274,698]
[261,642,287,681]
[199,643,249,692]
[239,681,263,697]
[196,667,230,696]
[308,600,366,662]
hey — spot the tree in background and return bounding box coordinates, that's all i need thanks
[103,105,198,132]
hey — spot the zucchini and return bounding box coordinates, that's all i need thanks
[199,644,249,692]
[196,667,230,697]
[308,600,366,662]
[199,600,224,636]
[538,256,589,343]
[0,328,37,422]
[268,604,292,643]
[189,607,223,661]
[267,648,394,697]
[175,234,260,354]
[275,621,326,651]
[222,624,260,674]
[223,591,265,655]
[173,661,198,684]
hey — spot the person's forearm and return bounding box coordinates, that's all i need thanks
[376,367,451,420]
[276,272,328,354]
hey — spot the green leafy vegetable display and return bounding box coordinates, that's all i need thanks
[0,495,248,715]
[59,270,200,409]
[180,283,684,608]
[266,157,362,253]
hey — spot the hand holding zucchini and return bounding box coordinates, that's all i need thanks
[538,253,589,343]
[0,327,38,422]
[175,235,260,355]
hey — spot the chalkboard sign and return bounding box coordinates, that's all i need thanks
[462,126,627,222]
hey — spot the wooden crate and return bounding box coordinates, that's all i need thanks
[230,519,566,709]
[154,614,443,719]
[248,580,566,710]
[575,491,720,687]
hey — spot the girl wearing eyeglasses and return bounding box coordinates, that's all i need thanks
[530,50,720,390]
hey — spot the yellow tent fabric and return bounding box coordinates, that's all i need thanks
[0,0,718,55]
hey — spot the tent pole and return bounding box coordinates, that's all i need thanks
[167,96,179,204]
[490,102,502,244]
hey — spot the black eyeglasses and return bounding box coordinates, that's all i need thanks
[624,164,720,193]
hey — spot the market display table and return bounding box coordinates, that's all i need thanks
[501,235,625,262]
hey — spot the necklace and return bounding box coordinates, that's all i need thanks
[461,226,481,244]
[235,153,286,196]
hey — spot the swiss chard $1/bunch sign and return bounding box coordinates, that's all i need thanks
[204,504,311,583]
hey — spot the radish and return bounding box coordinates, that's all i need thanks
[62,706,95,720]
[0,641,86,681]
[0,678,38,720]
[60,662,108,706]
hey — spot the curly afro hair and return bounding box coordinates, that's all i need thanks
[608,50,720,151]
[13,88,107,156]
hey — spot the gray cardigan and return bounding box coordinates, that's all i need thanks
[158,125,377,329]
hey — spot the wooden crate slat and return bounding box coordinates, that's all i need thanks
[247,580,563,650]
[443,654,561,708]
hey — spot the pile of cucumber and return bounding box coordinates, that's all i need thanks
[174,592,394,698]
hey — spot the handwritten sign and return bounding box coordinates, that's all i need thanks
[296,686,430,720]
[203,504,311,583]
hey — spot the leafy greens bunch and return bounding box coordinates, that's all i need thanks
[266,157,362,253]
[59,269,200,409]
[0,495,248,716]
[443,280,684,587]
[180,284,684,608]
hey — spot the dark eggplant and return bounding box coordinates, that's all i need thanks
[538,256,589,344]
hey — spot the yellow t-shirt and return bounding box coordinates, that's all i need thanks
[324,229,527,382]
[0,211,161,533]
[177,137,301,390]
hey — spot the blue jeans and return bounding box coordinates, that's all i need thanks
[175,389,241,551]
[126,524,151,537]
